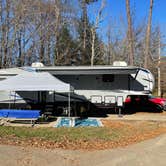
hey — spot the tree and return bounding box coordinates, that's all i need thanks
[0,0,11,68]
[90,0,105,66]
[133,21,146,66]
[126,0,134,65]
[54,24,78,65]
[157,31,161,97]
[0,0,161,69]
[13,0,27,67]
[77,16,92,64]
[81,0,98,49]
[54,0,61,65]
[80,0,98,64]
[144,0,154,68]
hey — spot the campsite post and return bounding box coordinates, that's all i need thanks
[117,96,123,117]
[68,92,71,117]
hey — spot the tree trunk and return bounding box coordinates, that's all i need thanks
[144,0,153,68]
[17,30,22,66]
[107,25,113,65]
[54,1,61,65]
[91,29,95,66]
[0,0,3,68]
[39,37,45,64]
[46,36,51,65]
[126,0,134,66]
[39,1,45,64]
[90,0,105,66]
[3,0,11,68]
[81,0,87,50]
[157,32,161,97]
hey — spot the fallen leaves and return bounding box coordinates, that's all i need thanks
[0,120,166,151]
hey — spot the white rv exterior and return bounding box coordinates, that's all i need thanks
[32,65,154,105]
[0,64,155,108]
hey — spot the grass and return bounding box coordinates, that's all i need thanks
[0,126,112,141]
[0,121,164,141]
[0,121,165,150]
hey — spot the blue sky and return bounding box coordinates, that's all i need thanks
[88,0,166,55]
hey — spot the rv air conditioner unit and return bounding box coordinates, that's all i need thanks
[31,62,44,67]
[113,61,127,66]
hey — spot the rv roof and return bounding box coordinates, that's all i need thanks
[0,68,29,77]
[0,68,26,75]
[28,65,141,75]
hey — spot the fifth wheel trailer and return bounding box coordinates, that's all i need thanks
[30,63,155,109]
[0,62,155,114]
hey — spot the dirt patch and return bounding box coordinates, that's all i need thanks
[0,120,166,151]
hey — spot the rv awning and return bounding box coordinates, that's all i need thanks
[32,66,139,75]
[0,72,72,92]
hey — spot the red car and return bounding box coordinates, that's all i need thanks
[124,95,166,112]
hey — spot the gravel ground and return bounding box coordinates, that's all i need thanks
[106,112,166,122]
[0,133,166,166]
[0,111,165,166]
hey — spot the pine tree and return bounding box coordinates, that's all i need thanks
[54,24,78,65]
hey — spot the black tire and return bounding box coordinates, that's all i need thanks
[155,104,163,112]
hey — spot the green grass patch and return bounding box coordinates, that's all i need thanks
[0,121,163,144]
[0,126,113,141]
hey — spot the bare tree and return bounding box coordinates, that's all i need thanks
[107,24,112,64]
[81,0,97,49]
[81,0,87,50]
[90,0,105,66]
[157,31,161,97]
[106,18,121,65]
[0,0,11,68]
[0,0,3,68]
[53,0,61,65]
[79,0,98,64]
[144,0,154,68]
[0,0,161,69]
[13,0,27,66]
[126,0,134,65]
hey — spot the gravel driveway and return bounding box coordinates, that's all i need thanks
[106,112,166,122]
[0,133,166,166]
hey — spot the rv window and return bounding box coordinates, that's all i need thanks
[102,74,114,82]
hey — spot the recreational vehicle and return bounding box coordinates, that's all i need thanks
[0,62,155,115]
